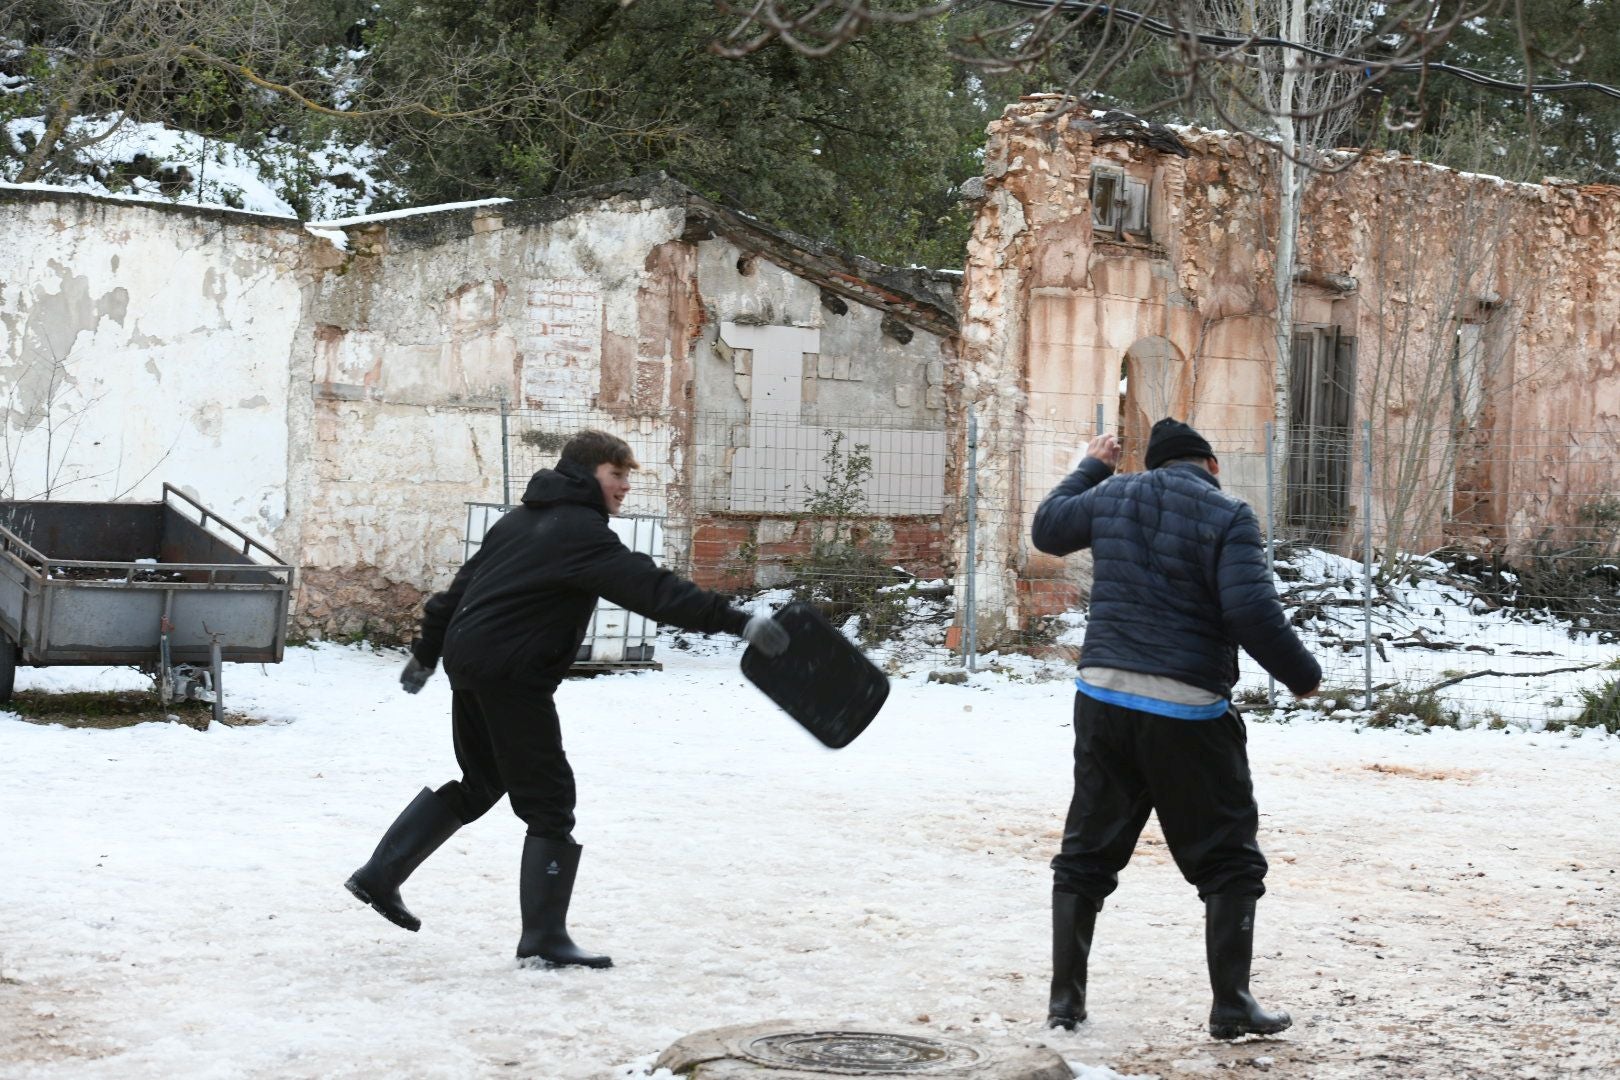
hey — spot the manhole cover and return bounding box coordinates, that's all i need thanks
[654,1020,1071,1079]
[739,1031,983,1075]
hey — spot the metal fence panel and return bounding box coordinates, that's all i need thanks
[491,399,1620,731]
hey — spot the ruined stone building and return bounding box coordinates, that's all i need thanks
[6,108,1619,653]
[957,97,1620,644]
[0,176,957,639]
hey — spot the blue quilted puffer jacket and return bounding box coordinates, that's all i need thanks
[1031,458,1321,698]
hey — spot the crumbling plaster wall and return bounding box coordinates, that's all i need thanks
[301,194,697,638]
[0,189,304,558]
[1300,160,1620,553]
[0,181,958,643]
[688,238,954,588]
[959,97,1620,641]
[0,186,711,641]
[957,101,1281,641]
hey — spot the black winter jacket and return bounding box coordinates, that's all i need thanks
[412,461,749,689]
[1031,458,1320,698]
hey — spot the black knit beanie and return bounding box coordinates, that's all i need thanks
[1144,418,1214,469]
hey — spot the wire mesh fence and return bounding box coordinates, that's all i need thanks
[494,401,1620,733]
[1001,414,1620,734]
[498,402,954,668]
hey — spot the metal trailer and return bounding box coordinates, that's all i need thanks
[0,484,296,725]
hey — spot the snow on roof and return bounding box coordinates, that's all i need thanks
[305,198,512,229]
[1020,103,1616,196]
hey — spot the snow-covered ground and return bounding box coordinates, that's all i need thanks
[2,637,1617,1079]
[1030,546,1620,735]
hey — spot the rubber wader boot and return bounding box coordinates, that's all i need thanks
[515,837,613,969]
[1205,894,1292,1039]
[344,787,462,932]
[1047,890,1098,1030]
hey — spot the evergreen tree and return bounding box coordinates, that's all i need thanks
[1365,1,1620,184]
[354,0,1009,265]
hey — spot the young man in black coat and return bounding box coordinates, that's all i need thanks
[345,429,789,968]
[1030,418,1321,1039]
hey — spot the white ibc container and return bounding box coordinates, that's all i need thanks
[461,504,664,668]
[579,515,663,664]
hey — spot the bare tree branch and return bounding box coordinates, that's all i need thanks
[705,0,1620,142]
[1421,663,1602,695]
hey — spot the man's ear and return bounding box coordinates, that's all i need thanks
[1208,456,1221,476]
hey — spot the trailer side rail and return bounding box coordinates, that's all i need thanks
[162,484,293,572]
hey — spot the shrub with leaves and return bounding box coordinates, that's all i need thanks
[789,429,903,644]
[1571,678,1620,736]
[1367,686,1459,729]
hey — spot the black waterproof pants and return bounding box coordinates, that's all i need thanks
[1051,692,1267,904]
[433,680,577,841]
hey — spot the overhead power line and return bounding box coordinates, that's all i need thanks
[984,0,1620,100]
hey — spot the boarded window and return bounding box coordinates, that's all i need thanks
[1287,326,1357,543]
[1090,167,1149,240]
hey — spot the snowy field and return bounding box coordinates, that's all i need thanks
[2,636,1617,1080]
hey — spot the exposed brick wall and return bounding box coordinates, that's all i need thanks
[888,519,947,579]
[1016,550,1083,619]
[1015,577,1082,619]
[689,513,948,591]
[689,518,756,591]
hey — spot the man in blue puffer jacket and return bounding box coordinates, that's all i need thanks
[1030,418,1320,1040]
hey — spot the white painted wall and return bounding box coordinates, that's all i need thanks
[0,192,302,555]
[0,185,955,640]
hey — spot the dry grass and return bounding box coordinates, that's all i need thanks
[4,690,262,730]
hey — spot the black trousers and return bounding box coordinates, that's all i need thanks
[1051,692,1268,904]
[433,681,577,841]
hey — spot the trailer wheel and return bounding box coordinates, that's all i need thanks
[0,635,15,704]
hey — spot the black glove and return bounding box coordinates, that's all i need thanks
[741,613,790,658]
[400,656,435,694]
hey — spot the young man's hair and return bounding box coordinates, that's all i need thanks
[1161,454,1216,470]
[559,429,639,470]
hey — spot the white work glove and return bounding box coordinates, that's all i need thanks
[400,656,435,694]
[741,613,790,658]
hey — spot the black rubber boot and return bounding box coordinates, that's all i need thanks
[344,787,462,932]
[1205,895,1292,1040]
[1046,890,1098,1030]
[515,837,612,969]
